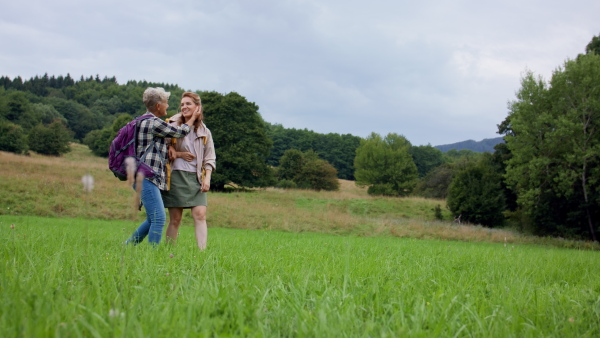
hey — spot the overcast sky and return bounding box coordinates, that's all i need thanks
[1,0,598,146]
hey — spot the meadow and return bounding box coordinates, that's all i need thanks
[2,216,600,337]
[1,144,600,336]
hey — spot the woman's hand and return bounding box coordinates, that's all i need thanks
[178,152,196,162]
[185,106,202,125]
[168,146,177,161]
[202,177,210,192]
[201,173,211,192]
[193,105,203,120]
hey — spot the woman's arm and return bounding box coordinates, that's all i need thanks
[202,130,217,172]
[153,107,201,138]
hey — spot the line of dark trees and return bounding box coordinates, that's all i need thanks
[0,73,463,191]
[1,33,598,241]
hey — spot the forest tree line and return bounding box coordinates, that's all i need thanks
[0,73,469,190]
[1,34,599,241]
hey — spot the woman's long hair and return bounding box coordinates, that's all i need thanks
[179,92,203,133]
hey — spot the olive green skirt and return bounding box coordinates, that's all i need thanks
[161,170,207,208]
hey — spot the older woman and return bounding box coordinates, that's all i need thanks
[162,92,216,250]
[125,87,202,246]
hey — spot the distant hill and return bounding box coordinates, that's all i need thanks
[434,137,504,153]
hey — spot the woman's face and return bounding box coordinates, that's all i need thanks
[155,99,169,117]
[180,97,198,118]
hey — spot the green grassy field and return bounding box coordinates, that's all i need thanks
[2,215,599,337]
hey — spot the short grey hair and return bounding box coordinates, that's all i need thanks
[143,87,170,111]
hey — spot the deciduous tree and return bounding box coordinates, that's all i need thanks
[410,145,444,177]
[503,53,600,240]
[354,133,418,196]
[202,91,274,190]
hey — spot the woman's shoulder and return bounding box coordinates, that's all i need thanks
[198,122,212,135]
[139,113,161,126]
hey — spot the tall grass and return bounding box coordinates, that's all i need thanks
[1,145,598,249]
[1,216,599,337]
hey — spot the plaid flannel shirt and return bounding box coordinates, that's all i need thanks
[136,113,191,190]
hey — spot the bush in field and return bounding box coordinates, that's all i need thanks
[84,128,113,157]
[276,179,297,189]
[433,204,444,220]
[446,154,506,227]
[295,157,340,191]
[277,149,339,191]
[28,120,73,156]
[367,184,397,196]
[0,120,28,154]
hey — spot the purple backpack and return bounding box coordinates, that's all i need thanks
[108,115,158,181]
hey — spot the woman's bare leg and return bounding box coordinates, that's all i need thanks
[165,207,184,244]
[191,206,208,250]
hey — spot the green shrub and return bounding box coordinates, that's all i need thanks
[413,163,454,199]
[277,149,339,191]
[295,158,340,191]
[367,184,397,196]
[28,120,73,156]
[276,179,297,189]
[84,113,132,157]
[433,204,443,220]
[446,155,506,227]
[84,128,112,157]
[0,120,28,154]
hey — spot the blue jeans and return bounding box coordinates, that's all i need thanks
[126,179,166,245]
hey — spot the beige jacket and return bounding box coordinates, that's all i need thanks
[165,113,216,188]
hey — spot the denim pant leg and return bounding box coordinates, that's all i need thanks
[126,179,166,245]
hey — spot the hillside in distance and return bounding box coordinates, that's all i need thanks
[434,137,504,153]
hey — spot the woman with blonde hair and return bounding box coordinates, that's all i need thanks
[161,92,216,250]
